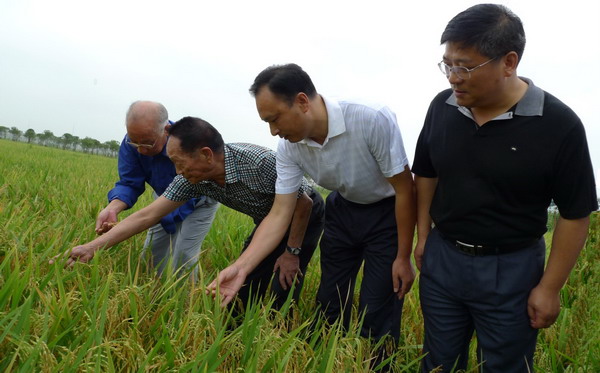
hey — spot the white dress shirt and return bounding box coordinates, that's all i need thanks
[275,95,408,204]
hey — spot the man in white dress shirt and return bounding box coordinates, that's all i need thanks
[208,64,416,345]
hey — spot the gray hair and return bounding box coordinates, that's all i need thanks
[126,101,169,133]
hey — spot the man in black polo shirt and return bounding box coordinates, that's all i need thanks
[412,4,597,372]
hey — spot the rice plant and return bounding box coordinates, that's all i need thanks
[0,139,598,372]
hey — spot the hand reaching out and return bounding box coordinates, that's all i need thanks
[49,244,97,267]
[206,264,248,307]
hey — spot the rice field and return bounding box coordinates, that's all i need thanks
[0,138,598,372]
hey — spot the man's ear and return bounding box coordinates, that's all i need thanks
[295,92,310,113]
[503,51,520,77]
[199,147,214,162]
[164,123,171,135]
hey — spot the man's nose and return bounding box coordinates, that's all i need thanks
[269,123,279,136]
[448,69,464,84]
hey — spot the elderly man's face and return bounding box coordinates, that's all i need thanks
[166,136,212,184]
[126,121,166,156]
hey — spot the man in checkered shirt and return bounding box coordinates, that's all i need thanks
[59,116,324,309]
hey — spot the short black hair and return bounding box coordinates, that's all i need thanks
[441,4,526,62]
[167,116,224,155]
[249,63,317,105]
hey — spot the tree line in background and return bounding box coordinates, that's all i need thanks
[0,125,120,157]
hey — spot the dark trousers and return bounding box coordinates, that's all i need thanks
[420,228,545,372]
[237,191,325,309]
[316,191,404,341]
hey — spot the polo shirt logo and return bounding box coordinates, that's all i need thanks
[511,147,517,151]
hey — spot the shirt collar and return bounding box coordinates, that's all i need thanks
[446,77,544,120]
[159,120,175,155]
[299,95,346,147]
[513,77,544,116]
[223,144,239,184]
[159,136,170,156]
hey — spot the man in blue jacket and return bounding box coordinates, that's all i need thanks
[95,101,219,277]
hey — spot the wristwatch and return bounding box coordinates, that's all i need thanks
[286,245,302,256]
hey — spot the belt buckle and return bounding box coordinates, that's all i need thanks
[456,240,478,256]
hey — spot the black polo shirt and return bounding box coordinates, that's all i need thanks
[412,78,597,246]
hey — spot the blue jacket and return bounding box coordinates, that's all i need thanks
[107,134,202,234]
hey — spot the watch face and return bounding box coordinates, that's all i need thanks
[287,246,301,255]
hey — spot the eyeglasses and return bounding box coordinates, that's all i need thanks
[438,58,496,80]
[126,136,158,149]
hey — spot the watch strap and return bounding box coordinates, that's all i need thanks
[285,245,302,255]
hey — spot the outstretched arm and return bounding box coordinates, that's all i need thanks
[51,196,184,267]
[207,192,298,306]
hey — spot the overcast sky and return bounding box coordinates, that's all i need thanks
[1,0,598,184]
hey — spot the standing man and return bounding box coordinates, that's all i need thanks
[209,64,416,343]
[412,4,598,372]
[97,101,219,278]
[57,116,324,309]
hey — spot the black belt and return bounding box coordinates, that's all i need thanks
[449,238,539,256]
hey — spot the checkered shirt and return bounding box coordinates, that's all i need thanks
[163,143,312,221]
